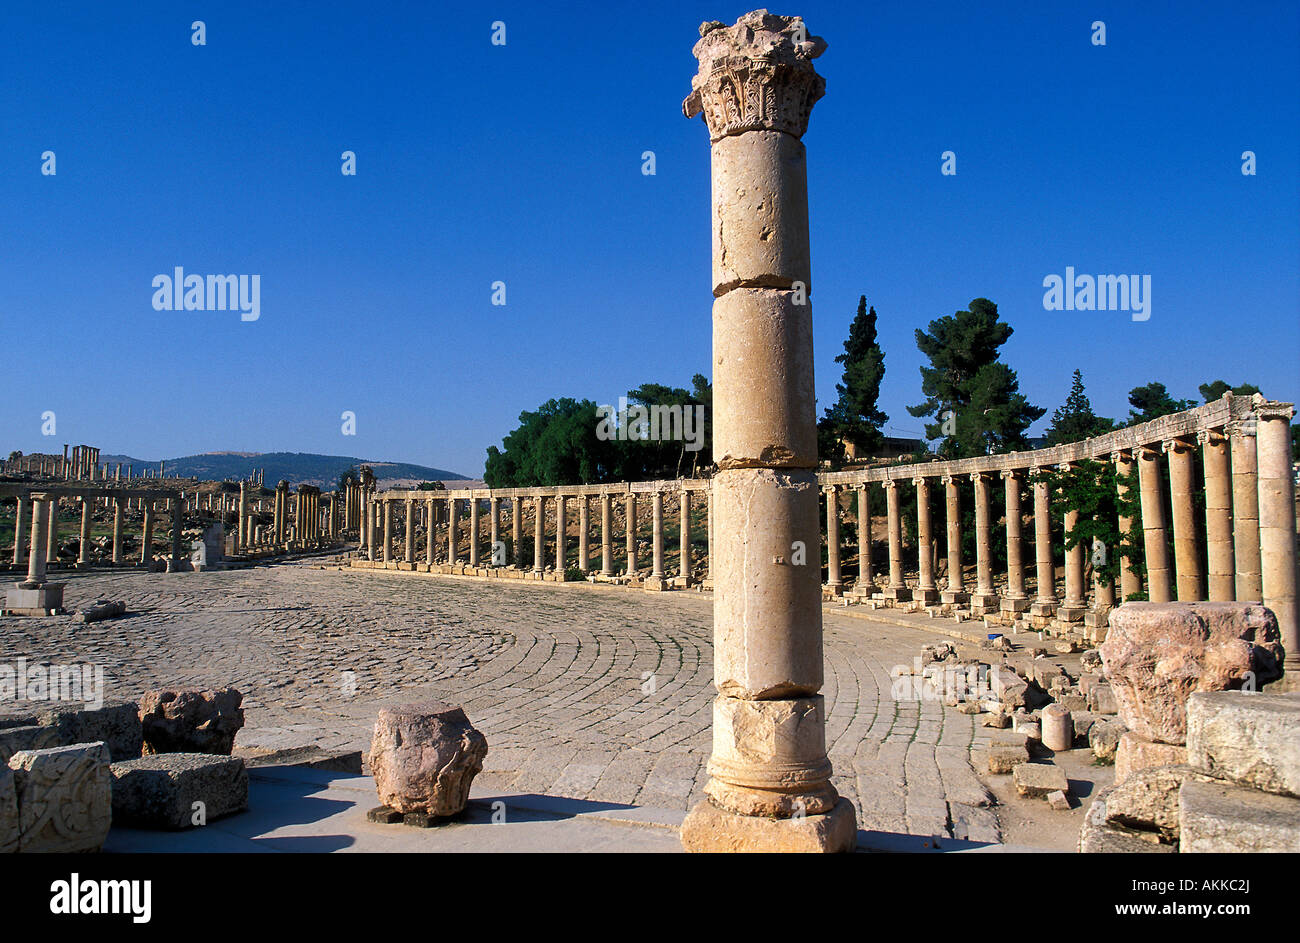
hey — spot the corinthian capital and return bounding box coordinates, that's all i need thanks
[683,10,827,142]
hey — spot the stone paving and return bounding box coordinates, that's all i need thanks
[0,563,1003,845]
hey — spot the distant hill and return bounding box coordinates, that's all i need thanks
[99,452,468,489]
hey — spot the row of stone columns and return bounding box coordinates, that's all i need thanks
[368,490,711,580]
[6,492,185,569]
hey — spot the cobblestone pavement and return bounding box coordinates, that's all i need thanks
[0,564,1002,843]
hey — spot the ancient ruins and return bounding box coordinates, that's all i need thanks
[0,9,1296,859]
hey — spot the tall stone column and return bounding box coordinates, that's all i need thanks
[912,478,937,603]
[426,498,436,566]
[46,498,58,565]
[1255,400,1298,677]
[1137,444,1173,602]
[941,476,965,603]
[469,497,481,567]
[533,495,545,574]
[22,496,49,587]
[140,502,154,566]
[554,494,566,574]
[825,486,842,595]
[625,492,638,576]
[856,485,873,594]
[78,499,92,565]
[405,497,416,563]
[1113,450,1141,601]
[448,497,459,565]
[679,489,692,582]
[382,500,393,564]
[601,493,614,576]
[512,497,524,568]
[1200,429,1234,600]
[1060,506,1086,620]
[883,480,909,601]
[579,495,591,575]
[705,486,714,580]
[649,490,666,585]
[1031,472,1057,615]
[169,498,183,568]
[680,11,854,852]
[11,495,26,565]
[237,481,249,553]
[1229,422,1262,600]
[970,472,998,610]
[1165,437,1203,600]
[1001,469,1028,614]
[490,497,502,567]
[112,498,124,564]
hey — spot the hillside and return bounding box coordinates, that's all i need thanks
[99,452,469,488]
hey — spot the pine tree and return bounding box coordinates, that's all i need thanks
[1127,382,1195,425]
[1044,370,1114,446]
[1198,379,1261,402]
[818,295,888,463]
[907,298,1045,458]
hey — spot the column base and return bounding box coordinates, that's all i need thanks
[4,582,65,616]
[643,576,668,592]
[882,586,911,602]
[913,588,940,604]
[940,590,968,605]
[680,797,857,853]
[1056,605,1087,623]
[1000,595,1030,615]
[968,593,1000,611]
[824,581,843,598]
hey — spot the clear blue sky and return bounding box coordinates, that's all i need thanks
[3,1,1296,477]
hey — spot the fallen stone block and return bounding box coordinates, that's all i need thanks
[1047,790,1071,811]
[110,753,248,829]
[1090,718,1126,763]
[1100,602,1283,744]
[988,740,1030,774]
[0,712,39,731]
[1078,789,1178,854]
[76,599,126,623]
[1041,704,1073,752]
[1186,691,1300,798]
[7,742,112,852]
[140,687,244,755]
[1071,710,1098,744]
[1056,693,1088,713]
[0,725,59,765]
[1180,778,1300,853]
[1087,683,1118,715]
[1105,763,1210,843]
[991,669,1030,709]
[37,700,142,762]
[1116,731,1188,784]
[370,701,488,817]
[981,710,1010,729]
[1013,762,1069,798]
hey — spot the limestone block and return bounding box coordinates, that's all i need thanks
[0,725,58,765]
[1012,762,1068,798]
[0,766,16,854]
[988,734,1030,774]
[1071,710,1098,743]
[8,742,111,853]
[1180,778,1300,853]
[1115,731,1187,784]
[711,290,817,468]
[1100,602,1283,744]
[370,702,487,817]
[1105,764,1211,842]
[992,669,1029,709]
[0,713,39,731]
[1086,683,1118,715]
[680,796,856,853]
[710,131,811,296]
[1089,718,1126,762]
[711,467,823,698]
[139,687,244,756]
[38,700,142,762]
[1047,790,1070,811]
[1186,691,1300,797]
[1078,789,1177,854]
[110,753,248,829]
[1041,704,1073,752]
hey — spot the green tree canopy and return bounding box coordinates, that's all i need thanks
[907,298,1045,458]
[1198,379,1261,402]
[818,295,888,465]
[1127,382,1195,425]
[484,398,618,488]
[1044,370,1114,446]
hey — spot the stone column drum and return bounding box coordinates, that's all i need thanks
[680,11,855,852]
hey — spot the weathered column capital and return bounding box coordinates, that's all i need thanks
[1253,397,1295,423]
[683,11,827,142]
[882,478,898,490]
[1162,436,1195,454]
[911,476,928,488]
[1197,429,1228,448]
[1000,468,1025,481]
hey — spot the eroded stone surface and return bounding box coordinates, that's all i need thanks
[8,741,111,853]
[1115,731,1187,784]
[140,687,244,756]
[110,753,248,829]
[1186,690,1300,797]
[1100,602,1283,744]
[680,795,856,853]
[370,702,488,817]
[1180,778,1300,853]
[37,700,142,762]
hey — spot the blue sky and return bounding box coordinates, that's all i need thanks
[3,1,1296,477]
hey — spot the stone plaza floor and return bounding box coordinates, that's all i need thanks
[2,562,1089,851]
